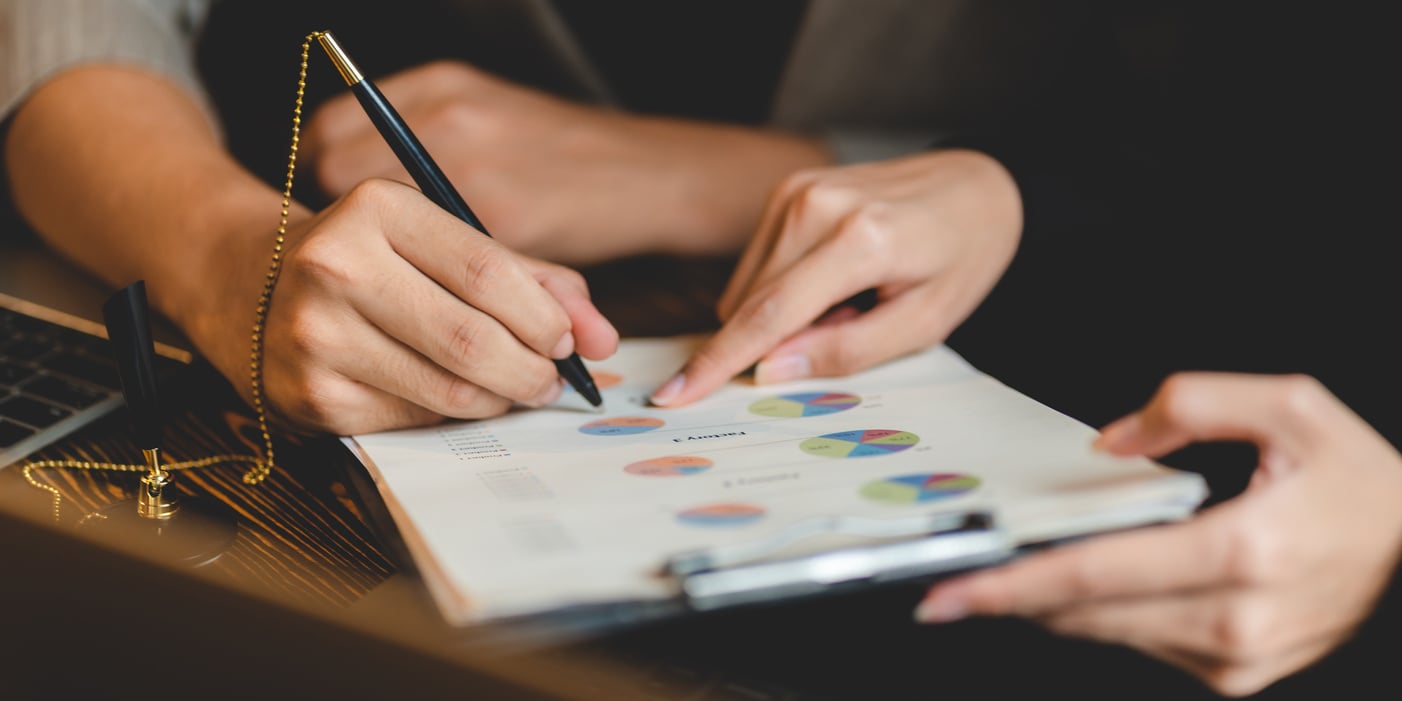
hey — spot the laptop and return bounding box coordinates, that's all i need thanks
[0,237,192,468]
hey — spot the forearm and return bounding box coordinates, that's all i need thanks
[643,118,830,258]
[4,65,307,372]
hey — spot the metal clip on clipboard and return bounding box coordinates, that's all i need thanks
[665,510,1013,611]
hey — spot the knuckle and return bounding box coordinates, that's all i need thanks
[1059,556,1102,601]
[342,177,403,214]
[792,180,853,220]
[836,204,895,270]
[774,169,819,201]
[437,380,512,419]
[1155,372,1209,425]
[289,235,355,288]
[421,59,472,85]
[283,371,349,432]
[281,307,331,358]
[444,316,485,367]
[459,244,514,301]
[1039,611,1081,637]
[1274,373,1329,423]
[424,98,481,135]
[431,372,515,420]
[1221,520,1280,586]
[438,375,485,414]
[1211,605,1264,658]
[841,202,894,245]
[343,177,387,205]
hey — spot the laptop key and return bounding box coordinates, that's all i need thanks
[0,394,72,428]
[1,360,38,388]
[42,351,121,391]
[23,375,111,409]
[2,339,53,363]
[0,418,36,448]
[55,326,104,347]
[6,313,46,333]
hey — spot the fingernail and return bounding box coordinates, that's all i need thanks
[650,374,686,406]
[550,332,575,359]
[755,355,811,385]
[914,594,968,623]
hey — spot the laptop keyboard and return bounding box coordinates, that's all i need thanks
[0,302,184,467]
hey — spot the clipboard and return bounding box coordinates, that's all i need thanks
[343,337,1209,628]
[665,510,1008,611]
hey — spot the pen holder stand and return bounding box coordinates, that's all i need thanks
[73,443,239,568]
[77,281,241,568]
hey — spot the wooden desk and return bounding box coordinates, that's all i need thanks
[0,254,748,699]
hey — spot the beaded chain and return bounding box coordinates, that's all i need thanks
[21,33,324,521]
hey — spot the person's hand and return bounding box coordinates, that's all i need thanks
[302,60,829,265]
[916,373,1402,697]
[210,178,618,435]
[648,149,1021,407]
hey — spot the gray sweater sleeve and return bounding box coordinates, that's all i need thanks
[0,0,216,126]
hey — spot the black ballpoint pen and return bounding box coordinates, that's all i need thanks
[314,31,603,408]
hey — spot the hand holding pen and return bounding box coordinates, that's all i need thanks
[314,31,606,410]
[241,32,616,435]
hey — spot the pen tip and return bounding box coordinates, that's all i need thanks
[582,386,604,409]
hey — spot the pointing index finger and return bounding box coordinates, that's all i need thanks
[650,236,874,407]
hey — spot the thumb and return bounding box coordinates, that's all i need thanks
[1094,372,1340,465]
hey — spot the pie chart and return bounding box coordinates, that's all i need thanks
[625,455,713,477]
[579,416,666,436]
[860,473,980,504]
[799,429,919,458]
[748,392,861,418]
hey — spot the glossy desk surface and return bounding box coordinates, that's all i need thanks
[0,250,769,698]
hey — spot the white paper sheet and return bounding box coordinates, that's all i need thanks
[346,336,1207,625]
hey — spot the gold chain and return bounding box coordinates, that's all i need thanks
[246,31,323,484]
[18,33,323,521]
[21,455,265,524]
